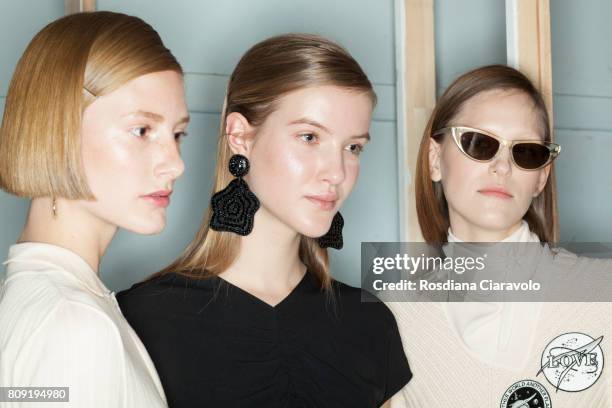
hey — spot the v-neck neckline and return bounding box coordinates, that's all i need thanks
[215,270,311,310]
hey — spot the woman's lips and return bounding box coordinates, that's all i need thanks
[478,187,513,199]
[305,194,337,211]
[143,190,172,208]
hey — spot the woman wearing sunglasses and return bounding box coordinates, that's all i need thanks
[423,66,559,243]
[387,65,611,406]
[117,34,411,408]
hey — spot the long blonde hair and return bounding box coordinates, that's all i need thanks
[153,34,376,289]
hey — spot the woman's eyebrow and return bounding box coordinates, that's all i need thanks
[287,117,370,140]
[287,117,330,133]
[176,115,190,126]
[349,133,370,141]
[122,110,190,126]
[123,110,164,121]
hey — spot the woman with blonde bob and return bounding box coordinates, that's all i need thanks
[388,65,611,406]
[118,34,412,407]
[0,11,189,407]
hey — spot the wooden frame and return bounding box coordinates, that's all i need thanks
[397,0,436,242]
[506,0,553,127]
[65,0,96,14]
[398,0,554,242]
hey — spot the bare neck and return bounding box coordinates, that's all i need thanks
[219,206,306,299]
[451,222,521,242]
[18,197,116,274]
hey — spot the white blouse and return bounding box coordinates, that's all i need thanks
[0,243,167,407]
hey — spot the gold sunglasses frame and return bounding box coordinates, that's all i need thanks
[432,126,561,171]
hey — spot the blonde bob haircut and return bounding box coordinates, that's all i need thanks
[0,11,182,199]
[151,34,376,290]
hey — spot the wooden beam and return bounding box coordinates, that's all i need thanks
[506,0,553,127]
[398,0,436,242]
[65,0,96,14]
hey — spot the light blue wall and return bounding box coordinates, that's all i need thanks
[96,0,399,290]
[551,0,612,241]
[0,0,400,290]
[434,0,506,95]
[0,0,65,281]
[2,1,609,292]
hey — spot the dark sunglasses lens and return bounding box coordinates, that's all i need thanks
[512,143,551,169]
[460,132,500,160]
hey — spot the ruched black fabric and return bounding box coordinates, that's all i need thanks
[117,271,412,408]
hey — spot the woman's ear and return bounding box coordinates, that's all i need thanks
[429,139,443,182]
[533,165,551,197]
[225,112,255,156]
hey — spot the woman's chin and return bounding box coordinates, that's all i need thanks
[123,219,166,236]
[466,209,522,230]
[295,223,332,240]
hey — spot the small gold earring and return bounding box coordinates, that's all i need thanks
[52,197,57,217]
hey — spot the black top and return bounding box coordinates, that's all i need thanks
[117,271,412,408]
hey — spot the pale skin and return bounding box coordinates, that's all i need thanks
[218,85,372,306]
[417,90,553,406]
[19,70,189,273]
[217,85,400,406]
[429,89,551,242]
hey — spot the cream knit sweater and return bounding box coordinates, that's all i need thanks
[388,222,612,407]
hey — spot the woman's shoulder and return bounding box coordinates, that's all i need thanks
[329,279,413,398]
[39,298,122,345]
[0,288,124,375]
[329,278,399,331]
[2,264,109,308]
[118,271,180,297]
[0,270,120,344]
[118,270,210,295]
[117,271,216,316]
[0,295,126,397]
[332,278,381,300]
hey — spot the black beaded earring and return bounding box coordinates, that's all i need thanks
[317,212,344,250]
[210,154,260,235]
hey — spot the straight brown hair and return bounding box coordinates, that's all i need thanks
[152,34,376,289]
[0,11,181,199]
[416,65,558,243]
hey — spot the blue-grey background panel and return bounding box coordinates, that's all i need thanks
[0,0,400,290]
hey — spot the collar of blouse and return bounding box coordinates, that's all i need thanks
[3,242,111,297]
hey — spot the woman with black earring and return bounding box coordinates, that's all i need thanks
[117,34,412,408]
